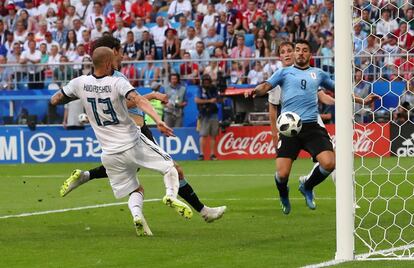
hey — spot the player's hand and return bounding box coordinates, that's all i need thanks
[157,121,175,137]
[364,94,380,105]
[272,135,279,152]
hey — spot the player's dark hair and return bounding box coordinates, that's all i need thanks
[295,39,311,50]
[278,41,294,55]
[93,36,121,53]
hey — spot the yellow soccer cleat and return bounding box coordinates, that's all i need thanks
[133,216,153,237]
[60,169,88,197]
[162,195,193,219]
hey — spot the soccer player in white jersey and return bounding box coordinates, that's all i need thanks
[59,36,226,224]
[50,47,192,236]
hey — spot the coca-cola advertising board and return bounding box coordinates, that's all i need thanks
[213,123,391,160]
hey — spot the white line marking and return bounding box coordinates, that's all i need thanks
[0,199,160,219]
[2,171,412,179]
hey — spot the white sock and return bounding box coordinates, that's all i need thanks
[163,167,179,198]
[82,171,90,181]
[331,170,336,184]
[128,191,144,219]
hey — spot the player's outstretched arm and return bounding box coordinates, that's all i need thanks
[127,91,174,136]
[353,93,379,105]
[126,92,169,108]
[252,82,273,97]
[50,90,75,106]
[317,90,335,105]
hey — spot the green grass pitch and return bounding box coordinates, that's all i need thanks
[1,158,413,268]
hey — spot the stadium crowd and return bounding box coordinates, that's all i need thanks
[0,0,413,124]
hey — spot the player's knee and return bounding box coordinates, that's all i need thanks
[277,170,290,180]
[320,158,335,172]
[131,185,144,195]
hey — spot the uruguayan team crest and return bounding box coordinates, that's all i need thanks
[310,72,317,79]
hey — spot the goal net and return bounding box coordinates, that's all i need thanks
[351,0,414,260]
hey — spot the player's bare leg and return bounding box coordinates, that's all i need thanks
[275,157,294,214]
[129,186,153,236]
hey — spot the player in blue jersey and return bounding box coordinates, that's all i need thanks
[60,36,226,226]
[254,39,336,212]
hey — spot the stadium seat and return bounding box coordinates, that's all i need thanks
[157,11,168,18]
[244,34,255,47]
[144,22,157,29]
[171,22,180,29]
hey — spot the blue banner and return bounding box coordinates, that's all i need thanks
[0,126,200,164]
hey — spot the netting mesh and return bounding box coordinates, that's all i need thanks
[352,0,414,258]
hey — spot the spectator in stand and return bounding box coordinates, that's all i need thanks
[45,8,58,32]
[203,57,221,82]
[5,4,18,32]
[247,61,264,85]
[305,4,319,28]
[44,31,59,53]
[360,9,372,35]
[223,22,237,54]
[376,9,398,38]
[197,0,209,16]
[216,12,228,41]
[123,31,140,60]
[354,69,373,123]
[394,22,413,51]
[306,22,322,54]
[289,14,307,43]
[163,28,180,60]
[39,43,49,64]
[181,27,201,57]
[319,13,333,36]
[71,44,87,74]
[63,6,78,30]
[225,0,242,30]
[8,42,22,63]
[204,27,224,55]
[23,32,36,51]
[167,0,192,23]
[53,55,74,86]
[150,16,168,59]
[0,20,10,45]
[194,19,208,39]
[230,61,245,84]
[162,73,187,127]
[195,74,220,160]
[177,16,189,41]
[48,44,61,69]
[213,47,227,73]
[180,52,199,85]
[318,35,334,74]
[85,2,106,30]
[81,30,93,55]
[131,0,152,24]
[320,0,334,23]
[17,9,35,33]
[91,18,108,41]
[215,0,227,14]
[190,41,210,73]
[14,20,28,44]
[353,22,367,55]
[9,42,25,89]
[267,28,280,54]
[382,35,399,67]
[3,32,15,59]
[76,0,93,22]
[106,0,132,31]
[140,54,160,87]
[242,0,264,34]
[113,17,129,45]
[0,56,13,90]
[22,0,38,18]
[280,3,295,30]
[406,8,413,33]
[230,34,252,71]
[263,51,282,79]
[73,18,87,44]
[254,37,269,59]
[20,39,43,89]
[38,0,58,18]
[52,19,68,47]
[233,0,247,13]
[202,4,218,31]
[121,63,139,86]
[139,30,156,60]
[63,30,78,61]
[35,20,48,44]
[132,17,148,44]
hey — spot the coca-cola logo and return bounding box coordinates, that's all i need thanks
[218,131,276,156]
[330,128,375,153]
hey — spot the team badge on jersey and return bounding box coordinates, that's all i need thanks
[310,72,317,79]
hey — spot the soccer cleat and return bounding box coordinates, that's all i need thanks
[201,206,227,223]
[210,154,217,161]
[298,182,316,210]
[60,169,89,197]
[198,154,204,161]
[162,195,193,219]
[133,216,153,236]
[299,175,308,185]
[280,196,291,215]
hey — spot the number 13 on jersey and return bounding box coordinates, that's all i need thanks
[87,97,119,126]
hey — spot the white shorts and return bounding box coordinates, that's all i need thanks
[101,132,174,199]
